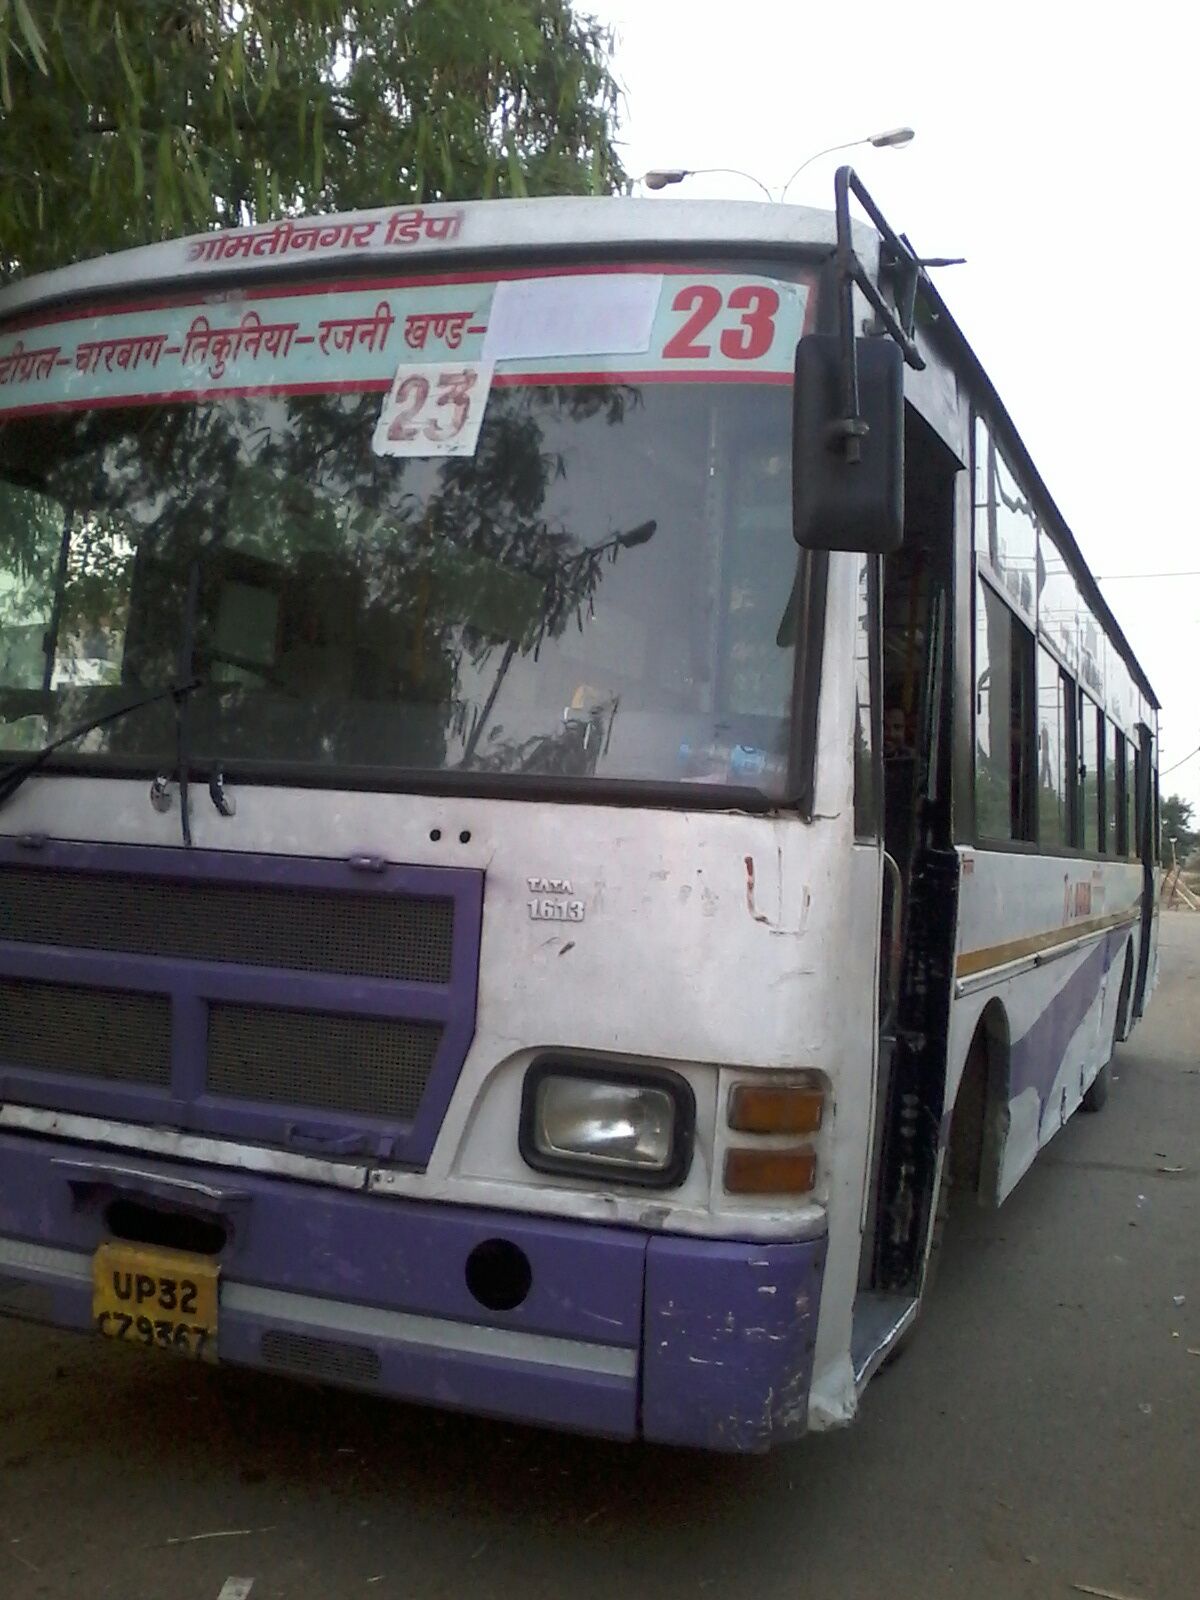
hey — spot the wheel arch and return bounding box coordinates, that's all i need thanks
[947,998,1010,1205]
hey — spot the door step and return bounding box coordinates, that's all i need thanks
[851,1290,919,1388]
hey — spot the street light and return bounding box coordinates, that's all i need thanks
[641,166,774,201]
[641,128,915,204]
[779,127,915,201]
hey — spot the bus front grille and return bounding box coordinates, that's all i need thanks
[0,842,481,1167]
[207,1003,441,1121]
[0,864,454,985]
[0,977,171,1086]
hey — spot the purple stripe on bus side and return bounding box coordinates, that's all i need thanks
[1008,926,1128,1110]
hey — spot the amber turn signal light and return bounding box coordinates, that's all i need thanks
[723,1146,817,1195]
[727,1083,823,1136]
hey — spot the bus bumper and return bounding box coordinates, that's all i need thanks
[0,1131,825,1452]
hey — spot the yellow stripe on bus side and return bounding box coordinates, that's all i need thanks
[955,910,1140,979]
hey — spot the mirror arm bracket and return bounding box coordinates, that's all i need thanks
[824,415,870,465]
[831,166,928,450]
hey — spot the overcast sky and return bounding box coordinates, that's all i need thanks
[588,0,1200,815]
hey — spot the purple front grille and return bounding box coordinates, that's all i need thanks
[0,862,455,982]
[207,1001,441,1120]
[0,838,483,1165]
[0,976,171,1085]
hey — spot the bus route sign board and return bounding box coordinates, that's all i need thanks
[0,269,814,430]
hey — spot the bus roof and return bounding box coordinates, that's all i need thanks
[0,193,1157,712]
[0,196,859,325]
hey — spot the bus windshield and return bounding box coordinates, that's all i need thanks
[0,269,805,794]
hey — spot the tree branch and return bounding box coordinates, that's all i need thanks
[86,113,365,136]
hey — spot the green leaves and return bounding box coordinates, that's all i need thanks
[0,1,625,281]
[4,0,48,78]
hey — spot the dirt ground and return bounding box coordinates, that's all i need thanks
[2,917,1197,1600]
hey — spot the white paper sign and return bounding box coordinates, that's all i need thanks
[371,360,494,457]
[482,274,662,363]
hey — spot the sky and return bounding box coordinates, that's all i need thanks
[587,0,1200,813]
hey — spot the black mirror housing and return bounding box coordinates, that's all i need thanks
[793,334,904,554]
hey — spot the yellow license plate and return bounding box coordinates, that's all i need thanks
[92,1242,218,1361]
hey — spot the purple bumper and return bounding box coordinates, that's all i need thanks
[0,1131,825,1452]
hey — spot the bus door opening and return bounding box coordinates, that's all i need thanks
[855,408,961,1351]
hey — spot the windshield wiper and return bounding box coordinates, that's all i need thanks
[175,559,202,848]
[0,680,201,808]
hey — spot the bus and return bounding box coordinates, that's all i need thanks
[0,176,1159,1451]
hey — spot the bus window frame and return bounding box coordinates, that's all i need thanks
[972,558,1037,848]
[1077,689,1103,855]
[963,400,1159,865]
[1034,639,1075,853]
[966,604,1156,867]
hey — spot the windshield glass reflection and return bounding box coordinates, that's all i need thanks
[0,381,796,791]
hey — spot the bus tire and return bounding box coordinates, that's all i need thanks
[1081,1060,1110,1113]
[1115,944,1136,1042]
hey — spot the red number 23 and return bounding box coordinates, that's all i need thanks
[661,283,780,361]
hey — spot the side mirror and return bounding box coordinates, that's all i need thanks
[793,334,904,554]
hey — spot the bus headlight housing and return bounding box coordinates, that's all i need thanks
[520,1062,694,1188]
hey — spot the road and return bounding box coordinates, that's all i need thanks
[3,917,1197,1600]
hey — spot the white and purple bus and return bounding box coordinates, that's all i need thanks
[0,178,1159,1450]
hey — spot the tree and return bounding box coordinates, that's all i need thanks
[0,0,623,281]
[1161,794,1197,860]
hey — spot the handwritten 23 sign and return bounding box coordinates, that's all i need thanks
[372,361,495,457]
[0,271,811,456]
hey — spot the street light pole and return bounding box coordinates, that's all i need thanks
[641,166,774,202]
[641,128,915,204]
[779,126,915,201]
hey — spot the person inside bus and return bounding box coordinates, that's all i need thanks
[883,704,914,760]
[883,701,920,888]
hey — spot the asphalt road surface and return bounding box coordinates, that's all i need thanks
[3,917,1197,1600]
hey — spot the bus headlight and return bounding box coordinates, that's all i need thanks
[520,1062,694,1188]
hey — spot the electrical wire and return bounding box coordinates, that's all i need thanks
[1160,744,1200,778]
[1095,570,1200,580]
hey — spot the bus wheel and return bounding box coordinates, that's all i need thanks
[1081,1060,1111,1113]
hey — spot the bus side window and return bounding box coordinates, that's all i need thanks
[1036,645,1070,849]
[1078,695,1100,853]
[1103,719,1121,855]
[1123,735,1136,858]
[975,574,1035,843]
